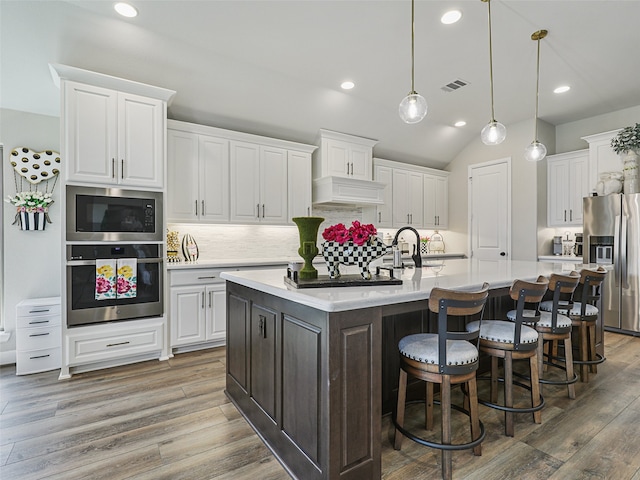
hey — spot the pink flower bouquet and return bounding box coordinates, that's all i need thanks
[322,221,377,246]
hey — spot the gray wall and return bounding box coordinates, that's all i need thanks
[0,108,61,363]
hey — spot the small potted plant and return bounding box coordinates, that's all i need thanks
[5,191,53,230]
[610,123,640,194]
[610,123,640,155]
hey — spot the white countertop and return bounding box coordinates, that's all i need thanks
[538,255,584,263]
[220,259,583,313]
[167,252,466,270]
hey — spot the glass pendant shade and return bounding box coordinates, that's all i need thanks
[524,140,547,162]
[481,120,507,145]
[399,92,428,124]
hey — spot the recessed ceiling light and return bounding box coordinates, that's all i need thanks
[441,10,462,25]
[554,85,571,94]
[341,81,355,90]
[114,2,138,18]
[454,120,466,127]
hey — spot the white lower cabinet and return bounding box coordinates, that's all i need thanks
[16,297,62,375]
[169,268,229,348]
[66,318,164,367]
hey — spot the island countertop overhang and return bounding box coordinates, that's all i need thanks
[220,259,580,313]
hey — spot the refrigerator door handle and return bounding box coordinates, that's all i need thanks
[614,214,621,288]
[621,212,628,289]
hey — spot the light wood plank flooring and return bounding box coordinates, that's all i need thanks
[1,331,639,479]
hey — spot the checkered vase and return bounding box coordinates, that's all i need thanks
[322,238,390,280]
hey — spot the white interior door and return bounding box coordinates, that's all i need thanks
[468,159,511,260]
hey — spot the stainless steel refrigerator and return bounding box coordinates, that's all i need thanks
[583,193,640,335]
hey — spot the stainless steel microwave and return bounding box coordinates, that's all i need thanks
[66,186,163,242]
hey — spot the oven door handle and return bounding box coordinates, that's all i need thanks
[67,258,164,266]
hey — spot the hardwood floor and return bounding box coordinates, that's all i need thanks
[1,331,639,479]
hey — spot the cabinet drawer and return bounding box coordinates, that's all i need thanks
[16,347,61,375]
[16,300,61,318]
[170,268,231,286]
[17,313,61,329]
[16,326,61,351]
[67,321,164,365]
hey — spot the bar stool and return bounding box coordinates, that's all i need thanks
[527,272,580,399]
[466,276,547,437]
[539,267,607,382]
[393,283,489,480]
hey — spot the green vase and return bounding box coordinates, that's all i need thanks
[292,217,325,280]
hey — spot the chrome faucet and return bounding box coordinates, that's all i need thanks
[392,226,422,268]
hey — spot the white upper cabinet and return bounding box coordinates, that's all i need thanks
[373,164,393,227]
[288,150,313,220]
[392,169,424,227]
[313,129,377,181]
[581,130,622,192]
[423,173,448,229]
[230,142,289,224]
[167,129,229,223]
[547,149,589,227]
[64,81,165,188]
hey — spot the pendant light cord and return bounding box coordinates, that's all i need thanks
[487,0,496,122]
[410,0,416,94]
[533,37,541,141]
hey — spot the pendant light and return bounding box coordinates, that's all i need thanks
[480,0,506,145]
[524,29,548,162]
[399,0,427,124]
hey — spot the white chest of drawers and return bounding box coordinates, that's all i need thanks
[15,297,62,375]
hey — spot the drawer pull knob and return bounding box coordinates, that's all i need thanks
[29,354,51,359]
[106,341,131,347]
[29,333,50,337]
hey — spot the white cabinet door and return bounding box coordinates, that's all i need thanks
[260,146,288,224]
[288,151,312,220]
[393,169,423,227]
[65,81,117,184]
[326,139,351,177]
[547,150,588,226]
[170,285,206,347]
[349,143,372,180]
[206,285,226,342]
[167,130,199,221]
[424,174,448,229]
[230,141,261,223]
[568,155,589,225]
[200,136,230,222]
[65,82,164,188]
[374,165,393,227]
[118,93,164,188]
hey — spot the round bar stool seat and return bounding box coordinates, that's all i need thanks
[393,283,489,480]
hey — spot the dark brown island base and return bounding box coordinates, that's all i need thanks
[221,259,605,480]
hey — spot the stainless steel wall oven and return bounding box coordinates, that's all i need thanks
[66,244,163,327]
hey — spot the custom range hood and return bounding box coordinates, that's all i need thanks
[312,129,386,206]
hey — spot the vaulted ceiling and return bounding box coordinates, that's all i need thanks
[2,0,640,168]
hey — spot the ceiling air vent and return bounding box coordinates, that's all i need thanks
[441,78,469,93]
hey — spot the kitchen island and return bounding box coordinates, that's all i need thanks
[221,259,579,480]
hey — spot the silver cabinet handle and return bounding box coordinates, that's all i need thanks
[121,159,124,179]
[407,213,410,223]
[262,204,265,218]
[350,163,354,175]
[112,158,115,178]
[29,320,50,325]
[197,276,217,280]
[29,354,51,359]
[208,291,212,308]
[346,163,350,175]
[29,309,50,313]
[202,200,205,216]
[307,207,310,216]
[106,341,130,347]
[379,212,381,223]
[29,332,50,337]
[257,204,260,218]
[201,292,205,309]
[195,200,198,216]
[570,209,573,221]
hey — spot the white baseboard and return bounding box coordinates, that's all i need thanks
[0,350,16,366]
